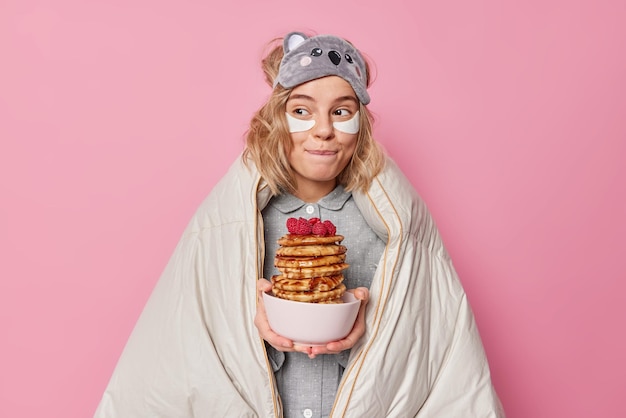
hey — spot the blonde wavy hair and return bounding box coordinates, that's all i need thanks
[242,36,386,196]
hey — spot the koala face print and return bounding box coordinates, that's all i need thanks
[276,32,370,104]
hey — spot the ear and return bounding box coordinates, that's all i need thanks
[283,32,308,53]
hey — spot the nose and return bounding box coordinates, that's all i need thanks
[328,50,341,65]
[312,115,335,140]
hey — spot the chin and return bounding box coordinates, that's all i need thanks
[308,172,341,183]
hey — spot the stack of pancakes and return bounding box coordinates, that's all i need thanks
[271,234,349,303]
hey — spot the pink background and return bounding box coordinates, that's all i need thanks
[1,1,625,417]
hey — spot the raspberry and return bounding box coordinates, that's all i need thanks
[311,222,328,236]
[294,217,313,235]
[308,217,321,225]
[286,217,298,234]
[322,220,336,236]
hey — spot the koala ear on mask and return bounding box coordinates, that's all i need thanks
[284,32,308,53]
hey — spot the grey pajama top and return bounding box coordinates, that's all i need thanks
[262,185,386,418]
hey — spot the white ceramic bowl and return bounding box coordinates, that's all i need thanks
[262,292,361,346]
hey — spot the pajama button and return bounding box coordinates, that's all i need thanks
[302,408,313,418]
[305,205,315,214]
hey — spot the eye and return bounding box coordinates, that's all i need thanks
[345,54,353,64]
[311,48,322,57]
[333,109,351,117]
[294,108,311,116]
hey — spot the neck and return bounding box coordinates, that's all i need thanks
[293,179,337,203]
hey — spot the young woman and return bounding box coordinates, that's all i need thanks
[95,32,504,418]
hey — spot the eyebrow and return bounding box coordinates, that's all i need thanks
[287,94,358,105]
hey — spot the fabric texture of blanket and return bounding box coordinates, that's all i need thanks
[94,155,505,417]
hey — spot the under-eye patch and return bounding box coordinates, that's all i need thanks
[285,112,360,134]
[286,113,315,133]
[333,111,360,134]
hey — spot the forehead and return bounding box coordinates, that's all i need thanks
[288,76,358,103]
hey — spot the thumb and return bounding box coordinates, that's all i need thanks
[353,287,369,303]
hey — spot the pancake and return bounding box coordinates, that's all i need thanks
[271,274,344,292]
[277,263,350,279]
[276,244,347,257]
[271,283,347,303]
[278,234,344,247]
[317,298,344,304]
[274,254,346,268]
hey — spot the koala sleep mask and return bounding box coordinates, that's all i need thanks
[274,32,370,105]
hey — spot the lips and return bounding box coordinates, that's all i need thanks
[307,149,337,156]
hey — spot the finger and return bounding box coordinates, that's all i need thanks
[316,331,358,354]
[254,280,293,349]
[312,289,369,355]
[293,344,314,357]
[256,315,294,350]
[267,332,295,350]
[257,278,273,295]
[311,317,366,354]
[351,287,369,302]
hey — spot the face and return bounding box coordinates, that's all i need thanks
[285,76,359,202]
